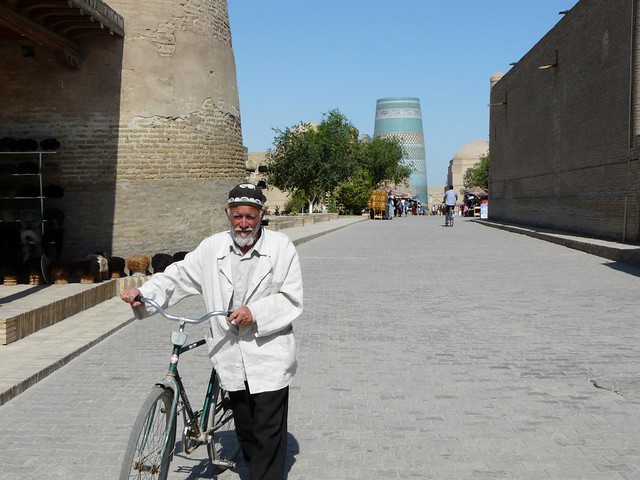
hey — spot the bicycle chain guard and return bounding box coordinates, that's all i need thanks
[182,424,197,454]
[181,409,203,454]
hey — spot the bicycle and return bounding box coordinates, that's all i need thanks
[445,207,455,227]
[120,296,241,480]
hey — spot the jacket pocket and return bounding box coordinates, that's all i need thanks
[274,329,297,375]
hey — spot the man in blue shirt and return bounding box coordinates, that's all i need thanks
[443,186,458,214]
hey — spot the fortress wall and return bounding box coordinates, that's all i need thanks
[489,0,640,243]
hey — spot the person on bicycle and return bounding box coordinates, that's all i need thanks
[443,185,458,217]
[120,183,303,480]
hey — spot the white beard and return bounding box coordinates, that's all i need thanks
[232,228,259,248]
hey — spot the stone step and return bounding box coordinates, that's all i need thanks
[0,276,148,345]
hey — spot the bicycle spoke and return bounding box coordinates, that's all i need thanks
[121,387,175,480]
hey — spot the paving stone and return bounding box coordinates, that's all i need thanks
[0,216,639,479]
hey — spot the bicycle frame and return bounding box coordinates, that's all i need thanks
[140,297,230,454]
[163,338,223,454]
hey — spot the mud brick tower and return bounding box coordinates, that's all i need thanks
[0,0,245,260]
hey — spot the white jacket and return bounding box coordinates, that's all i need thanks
[136,228,303,393]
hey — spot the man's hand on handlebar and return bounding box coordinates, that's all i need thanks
[120,287,143,307]
[120,288,244,324]
[228,305,254,326]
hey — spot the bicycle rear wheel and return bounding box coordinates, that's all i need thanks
[206,377,241,474]
[449,212,454,227]
[120,386,176,480]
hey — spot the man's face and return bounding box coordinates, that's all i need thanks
[226,205,263,247]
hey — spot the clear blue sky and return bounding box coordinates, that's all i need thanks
[228,0,579,187]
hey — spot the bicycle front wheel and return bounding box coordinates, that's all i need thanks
[120,386,176,480]
[206,378,241,474]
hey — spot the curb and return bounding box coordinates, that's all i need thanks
[475,220,640,267]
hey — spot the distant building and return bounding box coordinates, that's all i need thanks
[427,186,446,212]
[447,139,489,196]
[373,98,428,202]
[246,152,289,213]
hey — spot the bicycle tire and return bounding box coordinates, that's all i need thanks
[450,213,454,227]
[206,377,241,474]
[120,386,176,480]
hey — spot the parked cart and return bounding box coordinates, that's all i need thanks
[368,190,388,220]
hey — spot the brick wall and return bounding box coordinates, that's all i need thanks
[116,101,245,181]
[111,178,239,257]
[489,0,640,243]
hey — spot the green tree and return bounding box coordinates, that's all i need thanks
[267,109,412,214]
[267,110,358,213]
[463,154,489,190]
[360,136,411,187]
[333,168,374,215]
[283,190,307,215]
[333,137,410,215]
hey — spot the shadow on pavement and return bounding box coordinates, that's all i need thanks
[172,432,299,480]
[602,261,640,278]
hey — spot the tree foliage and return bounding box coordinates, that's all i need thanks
[267,109,411,213]
[463,154,490,190]
[283,190,307,215]
[267,110,358,213]
[333,168,374,215]
[360,136,411,187]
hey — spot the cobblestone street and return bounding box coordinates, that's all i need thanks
[1,215,639,479]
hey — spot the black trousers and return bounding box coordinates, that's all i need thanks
[229,384,289,480]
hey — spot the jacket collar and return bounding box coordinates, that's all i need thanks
[217,229,270,288]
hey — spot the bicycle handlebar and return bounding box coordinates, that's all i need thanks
[135,295,230,324]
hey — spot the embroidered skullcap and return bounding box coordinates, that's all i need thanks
[227,183,266,208]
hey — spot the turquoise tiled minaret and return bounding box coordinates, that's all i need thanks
[373,97,428,202]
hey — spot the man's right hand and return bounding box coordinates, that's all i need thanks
[120,287,143,307]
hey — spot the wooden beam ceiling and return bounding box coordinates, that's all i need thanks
[0,0,124,68]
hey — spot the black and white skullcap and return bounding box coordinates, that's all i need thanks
[227,183,266,208]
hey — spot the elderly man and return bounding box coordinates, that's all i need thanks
[121,183,303,480]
